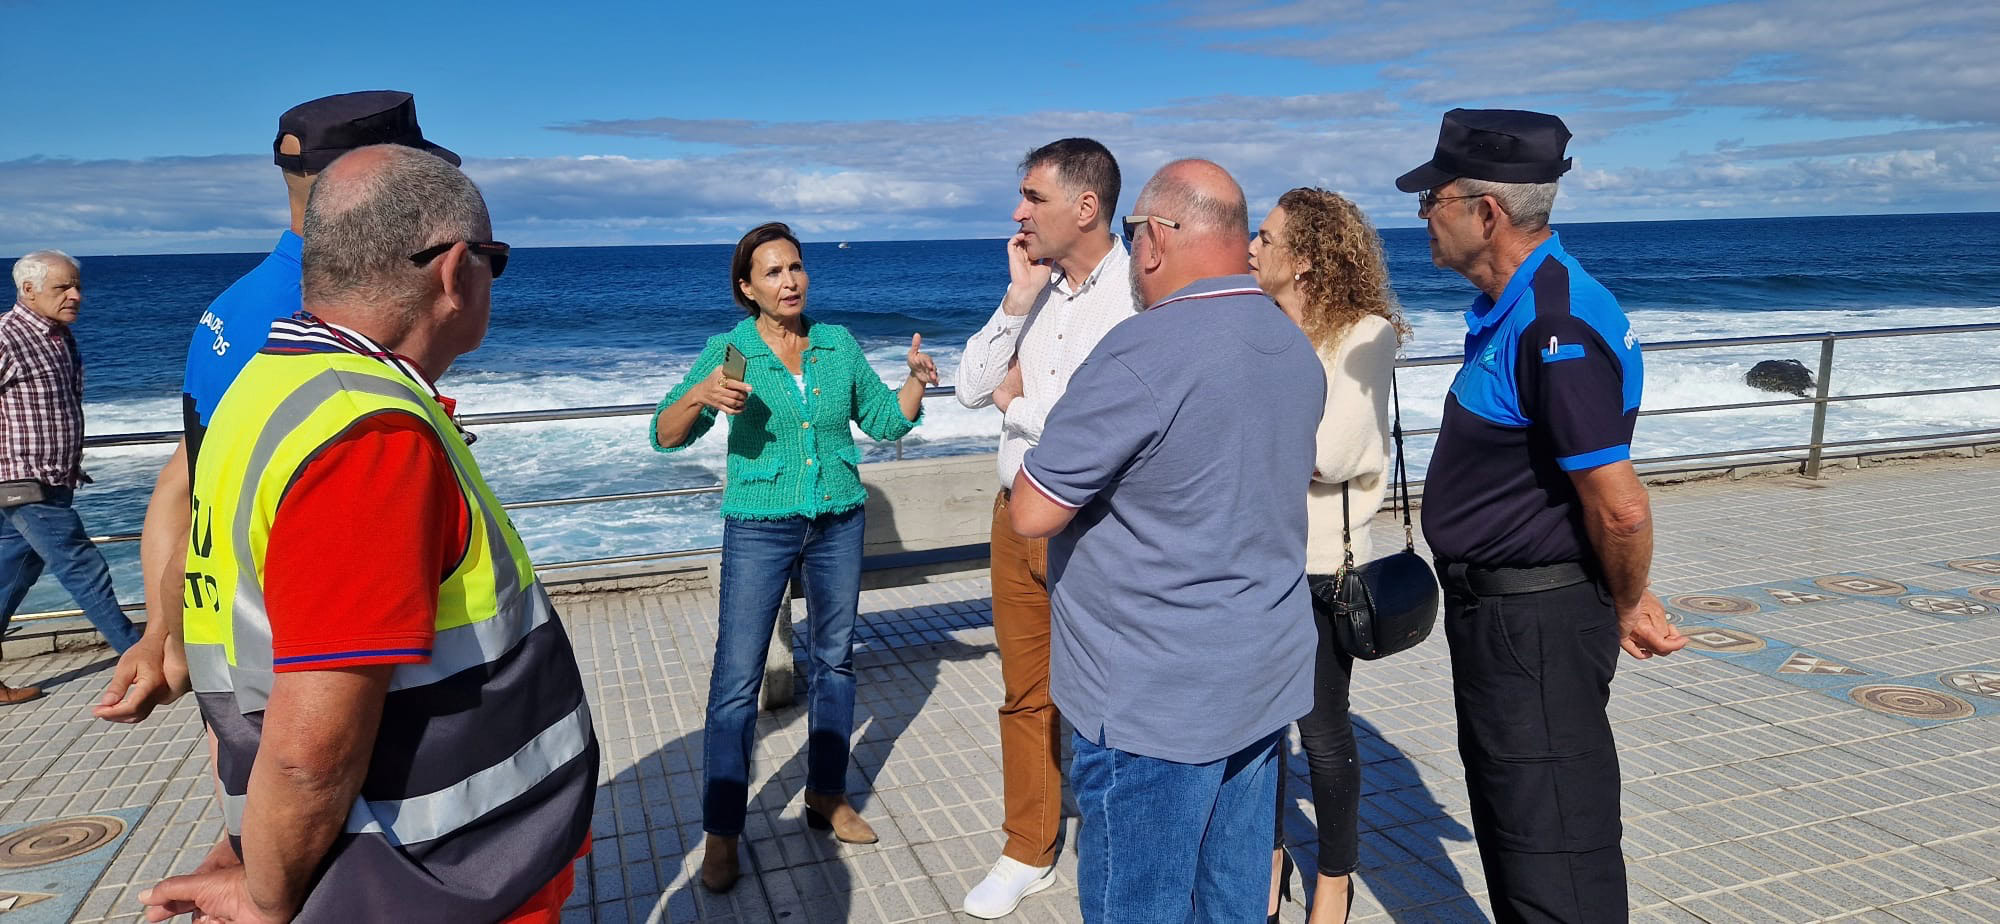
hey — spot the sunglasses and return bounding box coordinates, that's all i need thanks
[1121,214,1180,245]
[1415,189,1483,217]
[409,240,510,279]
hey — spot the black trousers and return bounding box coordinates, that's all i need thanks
[1274,591,1360,877]
[1443,576,1629,923]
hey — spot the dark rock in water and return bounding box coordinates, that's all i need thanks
[1746,359,1814,397]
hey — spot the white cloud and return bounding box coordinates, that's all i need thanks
[1185,0,2000,126]
[6,1,1997,253]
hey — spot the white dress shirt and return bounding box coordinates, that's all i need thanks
[954,237,1138,488]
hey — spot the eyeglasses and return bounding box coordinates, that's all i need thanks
[408,240,511,279]
[1121,214,1180,245]
[1416,189,1483,218]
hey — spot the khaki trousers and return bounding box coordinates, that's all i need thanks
[990,491,1061,866]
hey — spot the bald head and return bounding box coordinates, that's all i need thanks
[1127,159,1252,308]
[1137,159,1249,238]
[302,144,490,316]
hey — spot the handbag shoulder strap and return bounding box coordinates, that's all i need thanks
[1392,360,1424,548]
[1343,361,1416,564]
[1340,478,1355,570]
[1389,363,1415,551]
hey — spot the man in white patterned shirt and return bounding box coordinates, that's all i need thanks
[953,138,1138,918]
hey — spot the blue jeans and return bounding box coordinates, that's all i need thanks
[702,507,864,836]
[1071,729,1282,924]
[0,485,140,652]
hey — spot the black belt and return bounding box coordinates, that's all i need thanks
[1437,560,1591,596]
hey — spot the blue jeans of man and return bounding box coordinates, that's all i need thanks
[1071,729,1282,924]
[0,485,139,652]
[702,507,864,836]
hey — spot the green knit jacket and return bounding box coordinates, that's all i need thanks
[652,316,921,520]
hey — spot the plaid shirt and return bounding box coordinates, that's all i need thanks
[0,301,89,488]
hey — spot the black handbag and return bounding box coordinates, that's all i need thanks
[1307,368,1440,660]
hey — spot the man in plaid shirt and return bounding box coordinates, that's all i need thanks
[1,251,140,703]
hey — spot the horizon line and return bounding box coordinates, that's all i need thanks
[34,208,2000,261]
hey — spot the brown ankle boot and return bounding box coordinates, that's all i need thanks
[0,682,43,705]
[699,834,740,893]
[802,792,878,844]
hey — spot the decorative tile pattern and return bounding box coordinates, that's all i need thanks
[0,816,124,868]
[1847,685,1977,721]
[0,807,144,924]
[1668,594,1759,617]
[1899,595,1993,619]
[1778,653,1865,676]
[1680,626,1768,653]
[1810,575,1909,596]
[1939,669,2000,699]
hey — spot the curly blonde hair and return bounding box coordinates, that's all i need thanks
[1277,187,1411,352]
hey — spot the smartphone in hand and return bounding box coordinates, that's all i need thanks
[721,344,748,381]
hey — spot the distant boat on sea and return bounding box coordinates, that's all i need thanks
[838,241,851,249]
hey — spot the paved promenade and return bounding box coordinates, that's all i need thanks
[3,457,1999,923]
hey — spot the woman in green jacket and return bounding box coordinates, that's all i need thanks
[652,222,936,893]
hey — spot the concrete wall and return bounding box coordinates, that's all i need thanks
[860,454,999,556]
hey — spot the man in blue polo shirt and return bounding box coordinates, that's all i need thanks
[1009,159,1323,923]
[94,92,458,723]
[1396,109,1685,922]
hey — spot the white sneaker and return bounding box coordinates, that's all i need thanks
[962,855,1057,919]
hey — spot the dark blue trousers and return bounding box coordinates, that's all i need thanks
[1444,578,1628,923]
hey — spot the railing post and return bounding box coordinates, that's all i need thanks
[894,439,904,461]
[1804,334,1837,478]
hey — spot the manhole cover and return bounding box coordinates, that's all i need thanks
[1945,559,2000,576]
[1811,575,1908,596]
[1668,594,1758,615]
[1848,685,1975,720]
[1901,595,1992,617]
[1680,626,1766,653]
[0,815,125,869]
[1968,586,2000,605]
[1939,670,2000,698]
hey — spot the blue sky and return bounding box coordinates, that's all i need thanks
[3,0,1996,253]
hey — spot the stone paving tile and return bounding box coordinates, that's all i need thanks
[4,456,1999,922]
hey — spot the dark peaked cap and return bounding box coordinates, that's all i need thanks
[274,90,460,174]
[1396,108,1572,193]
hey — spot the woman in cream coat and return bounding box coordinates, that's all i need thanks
[1249,187,1409,924]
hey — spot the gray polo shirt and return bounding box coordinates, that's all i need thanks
[1020,274,1324,764]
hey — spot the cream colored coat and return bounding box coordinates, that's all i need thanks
[1306,313,1398,574]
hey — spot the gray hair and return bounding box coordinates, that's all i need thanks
[12,250,80,297]
[1454,178,1558,231]
[302,145,491,315]
[1136,161,1248,237]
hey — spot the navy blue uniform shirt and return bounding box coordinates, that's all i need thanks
[1422,232,1642,567]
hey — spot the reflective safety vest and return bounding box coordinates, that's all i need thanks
[183,347,596,922]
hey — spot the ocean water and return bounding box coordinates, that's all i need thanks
[17,212,2000,614]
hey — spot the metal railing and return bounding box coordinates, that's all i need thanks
[16,320,2000,625]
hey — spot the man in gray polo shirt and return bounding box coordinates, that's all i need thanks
[1010,159,1323,923]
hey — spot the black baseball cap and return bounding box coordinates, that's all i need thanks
[273,90,460,174]
[1395,108,1572,193]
